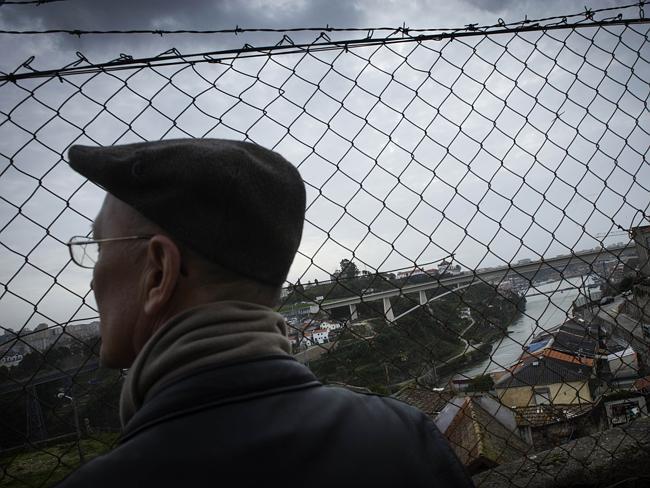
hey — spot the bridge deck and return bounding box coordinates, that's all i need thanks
[314,244,633,311]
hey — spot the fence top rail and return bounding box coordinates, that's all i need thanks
[2,16,649,82]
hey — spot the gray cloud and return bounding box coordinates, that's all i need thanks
[460,0,525,15]
[0,0,366,74]
[1,0,363,30]
[460,0,628,16]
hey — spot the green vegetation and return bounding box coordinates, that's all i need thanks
[280,259,401,309]
[461,283,526,344]
[601,274,637,298]
[465,374,495,392]
[0,346,123,451]
[305,261,526,393]
[0,433,118,487]
[310,307,463,393]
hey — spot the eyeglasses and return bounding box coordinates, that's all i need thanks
[66,235,154,269]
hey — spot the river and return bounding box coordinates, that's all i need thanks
[459,275,592,378]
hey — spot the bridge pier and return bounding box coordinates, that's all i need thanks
[383,297,395,322]
[349,303,358,321]
[419,290,427,305]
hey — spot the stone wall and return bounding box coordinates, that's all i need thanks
[473,415,650,488]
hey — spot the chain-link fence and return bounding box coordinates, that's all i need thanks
[1,2,650,486]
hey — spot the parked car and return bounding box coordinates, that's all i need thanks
[642,323,650,338]
[600,296,614,305]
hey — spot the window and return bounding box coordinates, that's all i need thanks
[534,387,551,405]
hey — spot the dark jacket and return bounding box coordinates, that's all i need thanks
[57,356,474,487]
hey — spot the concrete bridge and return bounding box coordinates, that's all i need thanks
[309,243,635,321]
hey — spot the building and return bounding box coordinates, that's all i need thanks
[513,402,598,451]
[633,375,650,394]
[60,321,100,343]
[393,385,455,417]
[494,350,595,408]
[438,260,462,275]
[604,395,647,428]
[0,353,24,368]
[301,328,330,346]
[629,224,650,276]
[22,323,60,352]
[396,267,438,280]
[319,321,343,332]
[460,307,471,319]
[434,394,530,474]
[605,346,640,387]
[549,319,599,359]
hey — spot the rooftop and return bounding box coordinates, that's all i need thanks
[495,355,592,389]
[444,396,530,473]
[393,386,454,417]
[514,403,595,427]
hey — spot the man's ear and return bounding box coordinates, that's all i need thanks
[142,235,182,316]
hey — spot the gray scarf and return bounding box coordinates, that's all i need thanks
[119,300,291,427]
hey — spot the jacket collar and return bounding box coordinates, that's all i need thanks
[121,355,320,442]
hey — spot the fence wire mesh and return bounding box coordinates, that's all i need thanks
[1,2,650,486]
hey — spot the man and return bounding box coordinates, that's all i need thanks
[58,139,473,487]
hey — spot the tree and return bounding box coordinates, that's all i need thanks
[293,279,304,295]
[339,259,360,280]
[466,374,494,392]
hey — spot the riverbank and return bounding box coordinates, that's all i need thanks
[458,276,586,378]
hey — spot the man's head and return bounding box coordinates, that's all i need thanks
[68,139,306,368]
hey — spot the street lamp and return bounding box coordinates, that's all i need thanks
[57,390,85,464]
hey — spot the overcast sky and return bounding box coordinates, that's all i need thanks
[0,0,648,332]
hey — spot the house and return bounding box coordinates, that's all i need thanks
[633,375,650,394]
[605,346,640,388]
[628,224,649,276]
[302,328,330,346]
[604,394,647,428]
[438,260,462,275]
[548,319,599,359]
[319,321,343,332]
[0,353,24,368]
[393,385,455,417]
[60,321,100,344]
[513,402,598,451]
[434,394,530,474]
[494,351,594,408]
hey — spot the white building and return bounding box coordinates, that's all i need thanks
[0,353,23,368]
[438,260,462,275]
[460,307,472,319]
[303,328,330,346]
[320,321,343,332]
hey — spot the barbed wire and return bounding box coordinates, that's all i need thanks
[0,1,644,35]
[2,15,649,82]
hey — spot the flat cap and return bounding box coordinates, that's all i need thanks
[68,138,306,286]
